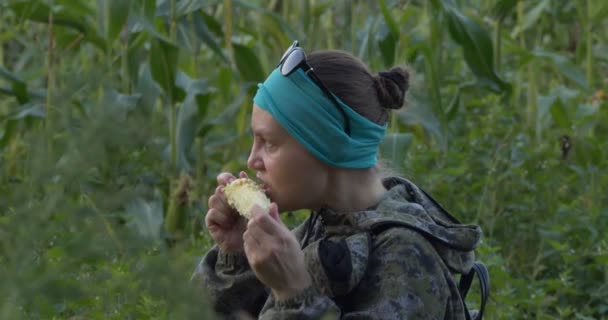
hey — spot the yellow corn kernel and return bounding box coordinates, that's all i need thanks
[223,178,270,219]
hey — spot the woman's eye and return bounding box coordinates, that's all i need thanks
[264,142,274,150]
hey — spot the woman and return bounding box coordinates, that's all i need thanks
[194,41,482,319]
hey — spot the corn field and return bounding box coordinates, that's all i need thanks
[1,0,607,319]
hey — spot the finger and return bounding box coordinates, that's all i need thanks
[244,224,275,262]
[268,203,281,223]
[205,208,234,229]
[217,172,237,186]
[249,204,269,218]
[239,171,249,179]
[208,193,233,214]
[243,229,262,256]
[207,190,219,208]
[249,205,285,235]
[246,221,276,243]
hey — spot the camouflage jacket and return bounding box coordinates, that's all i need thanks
[194,177,482,319]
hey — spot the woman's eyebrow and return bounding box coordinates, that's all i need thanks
[252,126,273,137]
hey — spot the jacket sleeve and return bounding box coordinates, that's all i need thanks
[258,286,341,320]
[341,227,455,320]
[193,246,269,318]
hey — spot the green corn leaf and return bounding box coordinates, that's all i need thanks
[176,0,210,17]
[175,71,212,97]
[0,66,28,104]
[57,0,96,16]
[191,11,229,63]
[102,89,142,121]
[233,0,298,40]
[149,38,179,101]
[590,1,608,24]
[175,93,204,171]
[511,0,550,38]
[0,104,45,149]
[549,98,570,129]
[397,90,444,145]
[445,87,461,121]
[378,0,399,36]
[171,71,215,171]
[106,0,130,42]
[533,50,588,88]
[443,6,511,93]
[135,63,161,114]
[233,43,265,83]
[200,10,224,38]
[9,0,107,50]
[356,16,375,60]
[131,0,156,22]
[155,0,209,17]
[377,0,399,67]
[538,85,580,130]
[176,20,195,52]
[491,0,518,21]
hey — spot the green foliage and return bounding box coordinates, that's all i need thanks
[1,0,607,318]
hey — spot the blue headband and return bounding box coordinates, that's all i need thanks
[253,68,386,169]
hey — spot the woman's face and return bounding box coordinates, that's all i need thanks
[247,105,329,212]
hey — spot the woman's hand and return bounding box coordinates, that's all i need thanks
[243,203,312,301]
[205,171,249,253]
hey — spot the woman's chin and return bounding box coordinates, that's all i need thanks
[272,199,295,213]
[264,191,308,213]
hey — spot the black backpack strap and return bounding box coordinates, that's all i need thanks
[459,261,490,320]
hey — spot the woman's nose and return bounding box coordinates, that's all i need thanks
[247,147,263,171]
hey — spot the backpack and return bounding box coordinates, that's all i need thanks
[366,180,490,320]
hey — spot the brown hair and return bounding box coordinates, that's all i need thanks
[307,50,409,125]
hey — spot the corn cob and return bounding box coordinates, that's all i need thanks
[223,178,270,219]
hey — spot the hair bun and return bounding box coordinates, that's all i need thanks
[375,67,410,110]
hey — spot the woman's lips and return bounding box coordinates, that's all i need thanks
[255,174,272,196]
[260,182,272,196]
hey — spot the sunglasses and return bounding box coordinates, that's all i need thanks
[278,41,351,135]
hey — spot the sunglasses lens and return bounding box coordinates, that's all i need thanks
[279,43,295,63]
[280,48,305,76]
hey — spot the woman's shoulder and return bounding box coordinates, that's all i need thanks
[370,225,440,262]
[372,224,430,243]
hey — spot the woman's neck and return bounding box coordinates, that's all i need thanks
[322,167,387,213]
